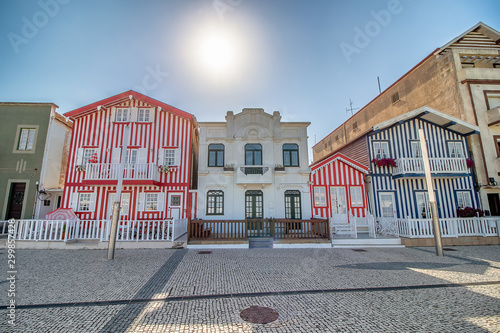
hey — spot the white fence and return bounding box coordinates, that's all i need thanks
[0,221,9,234]
[378,217,500,238]
[9,218,188,242]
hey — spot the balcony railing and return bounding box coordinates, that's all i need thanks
[85,163,160,181]
[393,157,468,176]
[236,165,272,184]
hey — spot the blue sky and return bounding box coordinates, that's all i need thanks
[1,0,499,159]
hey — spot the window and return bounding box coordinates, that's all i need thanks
[314,187,327,207]
[245,190,263,218]
[448,142,465,158]
[125,149,138,164]
[82,148,96,165]
[350,186,363,207]
[494,136,500,157]
[486,92,500,110]
[207,190,224,215]
[44,200,50,206]
[373,141,389,159]
[121,193,131,215]
[145,193,159,211]
[284,190,301,219]
[78,193,92,211]
[283,144,299,167]
[171,195,181,206]
[245,144,262,165]
[138,108,151,122]
[17,128,36,151]
[116,108,129,122]
[208,144,224,167]
[456,191,472,208]
[461,62,475,68]
[164,149,176,166]
[411,141,422,158]
[416,192,430,219]
[391,92,400,104]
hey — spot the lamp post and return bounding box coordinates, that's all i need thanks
[107,125,130,260]
[418,128,443,256]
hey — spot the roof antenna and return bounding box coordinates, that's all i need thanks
[377,76,382,94]
[346,99,359,116]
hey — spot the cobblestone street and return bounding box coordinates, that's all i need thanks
[1,246,499,332]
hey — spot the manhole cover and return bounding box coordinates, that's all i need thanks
[240,306,279,324]
[443,248,457,251]
[352,249,367,252]
[198,251,212,254]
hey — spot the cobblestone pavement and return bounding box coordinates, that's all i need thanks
[0,246,499,332]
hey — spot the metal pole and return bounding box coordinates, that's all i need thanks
[418,129,443,256]
[107,125,130,260]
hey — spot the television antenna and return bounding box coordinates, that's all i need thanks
[346,99,359,116]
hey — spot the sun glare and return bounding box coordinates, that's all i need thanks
[195,28,241,79]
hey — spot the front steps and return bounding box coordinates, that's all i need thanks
[249,237,273,249]
[332,233,404,248]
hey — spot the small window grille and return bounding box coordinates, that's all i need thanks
[391,92,400,104]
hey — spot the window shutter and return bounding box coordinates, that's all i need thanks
[110,107,116,122]
[89,193,96,212]
[137,148,148,164]
[130,107,138,122]
[149,108,155,123]
[174,149,181,166]
[158,149,165,165]
[111,148,121,164]
[138,193,145,211]
[157,193,165,211]
[70,193,78,210]
[76,148,84,166]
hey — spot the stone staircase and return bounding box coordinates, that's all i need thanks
[249,237,273,249]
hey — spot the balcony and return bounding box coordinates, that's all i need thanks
[84,163,160,183]
[486,107,500,126]
[457,67,500,81]
[393,157,468,178]
[236,165,272,184]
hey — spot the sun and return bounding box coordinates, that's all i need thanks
[196,28,240,78]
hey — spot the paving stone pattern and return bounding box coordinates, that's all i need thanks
[0,246,499,332]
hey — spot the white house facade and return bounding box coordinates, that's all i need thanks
[196,108,312,220]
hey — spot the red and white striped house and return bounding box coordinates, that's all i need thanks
[310,153,369,221]
[62,91,198,221]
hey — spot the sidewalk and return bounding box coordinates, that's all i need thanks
[1,246,499,332]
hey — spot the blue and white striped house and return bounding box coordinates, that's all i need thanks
[367,107,481,220]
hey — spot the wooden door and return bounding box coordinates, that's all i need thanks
[7,183,26,219]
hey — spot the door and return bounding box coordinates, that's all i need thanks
[6,183,26,219]
[245,190,263,219]
[168,193,183,219]
[330,187,347,222]
[379,192,396,218]
[488,193,500,216]
[415,192,430,218]
[285,190,302,220]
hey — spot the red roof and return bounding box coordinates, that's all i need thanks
[64,90,195,120]
[310,152,368,174]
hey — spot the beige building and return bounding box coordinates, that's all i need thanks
[313,22,500,215]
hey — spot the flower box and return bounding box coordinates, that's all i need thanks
[371,158,397,168]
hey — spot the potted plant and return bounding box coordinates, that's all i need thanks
[76,164,86,172]
[371,158,397,168]
[456,206,484,217]
[157,165,173,173]
[466,158,474,168]
[224,164,234,171]
[274,164,285,171]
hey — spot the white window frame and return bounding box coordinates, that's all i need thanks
[18,128,36,151]
[138,108,151,122]
[448,141,465,158]
[411,141,422,158]
[125,149,138,164]
[350,186,363,207]
[416,192,431,219]
[456,191,472,209]
[373,141,389,159]
[145,193,159,211]
[314,187,327,207]
[78,193,92,212]
[164,149,176,166]
[486,92,500,110]
[82,148,96,165]
[115,108,129,122]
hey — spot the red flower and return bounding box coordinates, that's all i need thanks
[372,158,397,168]
[466,159,474,168]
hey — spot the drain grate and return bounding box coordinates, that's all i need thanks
[240,306,279,324]
[443,248,457,251]
[197,251,212,254]
[352,249,367,252]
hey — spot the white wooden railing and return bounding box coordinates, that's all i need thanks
[0,221,9,234]
[85,163,160,181]
[393,157,468,175]
[380,217,500,238]
[10,218,188,242]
